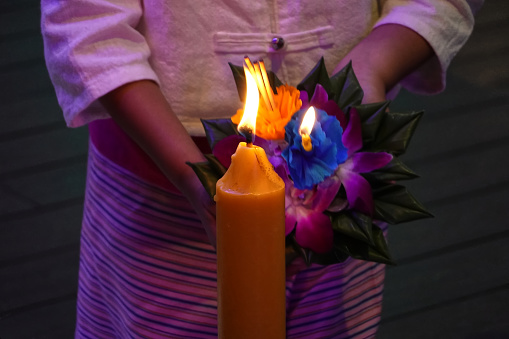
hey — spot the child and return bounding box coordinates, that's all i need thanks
[41,0,482,337]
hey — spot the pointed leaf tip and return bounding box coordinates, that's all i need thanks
[201,118,239,149]
[186,160,222,199]
[297,57,332,99]
[371,111,424,155]
[330,61,364,110]
[373,184,433,224]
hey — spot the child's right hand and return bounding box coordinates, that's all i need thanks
[188,181,217,249]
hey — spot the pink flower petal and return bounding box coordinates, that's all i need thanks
[253,136,269,149]
[295,212,333,253]
[270,156,289,181]
[285,214,298,236]
[312,175,342,211]
[322,100,347,128]
[339,169,374,216]
[310,84,329,106]
[300,90,310,106]
[299,84,348,129]
[350,152,392,173]
[342,108,363,156]
[212,135,245,168]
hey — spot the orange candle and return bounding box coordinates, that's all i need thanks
[214,64,286,338]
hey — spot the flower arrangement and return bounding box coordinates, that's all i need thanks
[188,58,432,266]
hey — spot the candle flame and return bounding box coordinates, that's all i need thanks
[299,107,315,152]
[238,66,260,143]
[299,107,316,136]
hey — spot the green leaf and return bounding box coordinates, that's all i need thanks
[330,211,374,246]
[285,232,348,267]
[201,118,238,149]
[229,62,283,102]
[373,184,433,224]
[285,216,393,266]
[285,232,299,267]
[229,63,247,102]
[367,225,394,265]
[204,154,227,176]
[266,68,284,93]
[329,61,364,110]
[362,157,419,183]
[307,248,349,266]
[285,233,313,266]
[334,226,395,265]
[369,111,424,156]
[186,156,225,199]
[297,57,332,99]
[354,101,390,146]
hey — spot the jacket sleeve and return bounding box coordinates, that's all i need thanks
[41,0,160,127]
[374,0,484,94]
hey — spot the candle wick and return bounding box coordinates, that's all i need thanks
[245,133,253,144]
[301,133,312,152]
[239,126,254,144]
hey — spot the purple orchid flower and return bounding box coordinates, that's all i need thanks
[335,108,392,216]
[283,173,341,253]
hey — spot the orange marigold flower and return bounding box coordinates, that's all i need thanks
[231,84,302,140]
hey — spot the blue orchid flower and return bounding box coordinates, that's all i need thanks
[282,108,347,190]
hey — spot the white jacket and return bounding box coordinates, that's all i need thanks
[41,0,482,135]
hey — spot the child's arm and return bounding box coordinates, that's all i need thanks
[99,80,217,247]
[337,0,483,104]
[41,1,217,246]
[334,24,433,104]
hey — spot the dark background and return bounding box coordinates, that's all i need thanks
[1,1,508,338]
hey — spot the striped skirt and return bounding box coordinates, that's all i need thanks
[75,142,385,338]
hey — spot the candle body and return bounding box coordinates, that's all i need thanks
[215,142,286,339]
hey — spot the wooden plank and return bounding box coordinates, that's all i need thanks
[0,249,79,313]
[0,62,55,104]
[456,20,509,62]
[391,75,508,120]
[382,235,509,318]
[379,285,509,339]
[400,101,509,162]
[404,139,509,203]
[1,94,64,135]
[389,186,509,261]
[0,127,88,176]
[458,2,509,60]
[0,0,39,14]
[0,187,35,214]
[473,0,509,27]
[0,298,76,339]
[0,34,43,67]
[0,6,40,36]
[3,161,87,206]
[0,204,82,262]
[451,50,509,89]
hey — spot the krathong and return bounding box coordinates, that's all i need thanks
[188,58,432,266]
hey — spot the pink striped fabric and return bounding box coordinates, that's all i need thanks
[75,141,385,338]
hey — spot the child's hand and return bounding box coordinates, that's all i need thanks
[187,179,217,248]
[333,24,433,105]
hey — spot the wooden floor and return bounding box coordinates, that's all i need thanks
[1,1,508,338]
